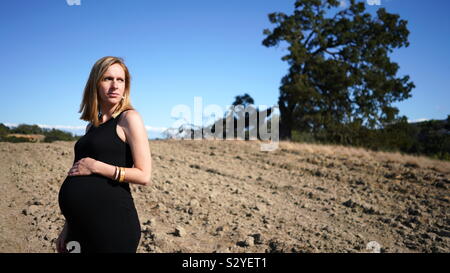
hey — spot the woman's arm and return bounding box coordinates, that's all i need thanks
[92,160,151,186]
[92,110,152,186]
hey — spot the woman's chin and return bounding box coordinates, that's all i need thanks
[101,99,121,107]
[107,98,121,103]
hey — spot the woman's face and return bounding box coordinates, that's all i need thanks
[97,63,126,107]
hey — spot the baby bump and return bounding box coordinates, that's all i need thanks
[58,174,133,219]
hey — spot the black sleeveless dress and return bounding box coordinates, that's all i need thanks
[58,110,141,253]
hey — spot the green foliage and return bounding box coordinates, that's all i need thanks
[292,117,450,161]
[42,128,77,143]
[10,124,44,134]
[0,123,11,138]
[232,93,255,107]
[411,119,450,159]
[0,123,78,143]
[291,130,317,143]
[263,0,414,139]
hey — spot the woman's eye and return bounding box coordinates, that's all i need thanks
[104,77,123,81]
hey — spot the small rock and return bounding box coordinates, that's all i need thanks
[404,241,418,250]
[354,178,365,185]
[141,226,153,236]
[379,217,392,224]
[430,245,446,253]
[174,226,186,237]
[189,199,200,207]
[407,208,421,216]
[251,233,264,245]
[363,206,376,215]
[245,236,255,247]
[189,164,201,169]
[27,200,43,206]
[435,230,450,238]
[143,218,155,226]
[266,239,288,253]
[343,199,357,208]
[23,205,39,216]
[214,246,231,253]
[215,226,224,233]
[421,233,436,241]
[236,236,254,248]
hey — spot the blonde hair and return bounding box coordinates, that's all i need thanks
[79,56,134,127]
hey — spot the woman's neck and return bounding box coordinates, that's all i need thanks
[99,104,120,122]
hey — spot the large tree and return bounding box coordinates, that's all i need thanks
[262,0,415,141]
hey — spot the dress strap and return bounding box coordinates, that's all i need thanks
[115,109,130,122]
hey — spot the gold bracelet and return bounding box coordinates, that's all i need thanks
[119,167,125,183]
[120,167,125,183]
[117,167,122,182]
[113,166,119,180]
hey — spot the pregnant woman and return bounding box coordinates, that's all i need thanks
[56,56,152,253]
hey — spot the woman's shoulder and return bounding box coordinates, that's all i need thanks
[121,109,140,119]
[119,109,144,126]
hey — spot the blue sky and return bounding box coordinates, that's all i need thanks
[1,0,449,138]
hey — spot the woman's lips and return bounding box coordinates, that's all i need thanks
[108,93,120,97]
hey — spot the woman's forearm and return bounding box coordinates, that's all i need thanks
[92,160,150,186]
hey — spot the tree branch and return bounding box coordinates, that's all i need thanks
[325,49,339,57]
[303,30,315,48]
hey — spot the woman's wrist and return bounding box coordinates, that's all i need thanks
[91,160,118,181]
[91,159,102,175]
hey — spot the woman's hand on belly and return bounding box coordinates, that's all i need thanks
[68,157,97,176]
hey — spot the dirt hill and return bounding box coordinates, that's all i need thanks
[0,140,449,253]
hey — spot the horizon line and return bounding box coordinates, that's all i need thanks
[2,122,168,134]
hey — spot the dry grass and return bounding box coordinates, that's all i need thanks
[279,140,450,173]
